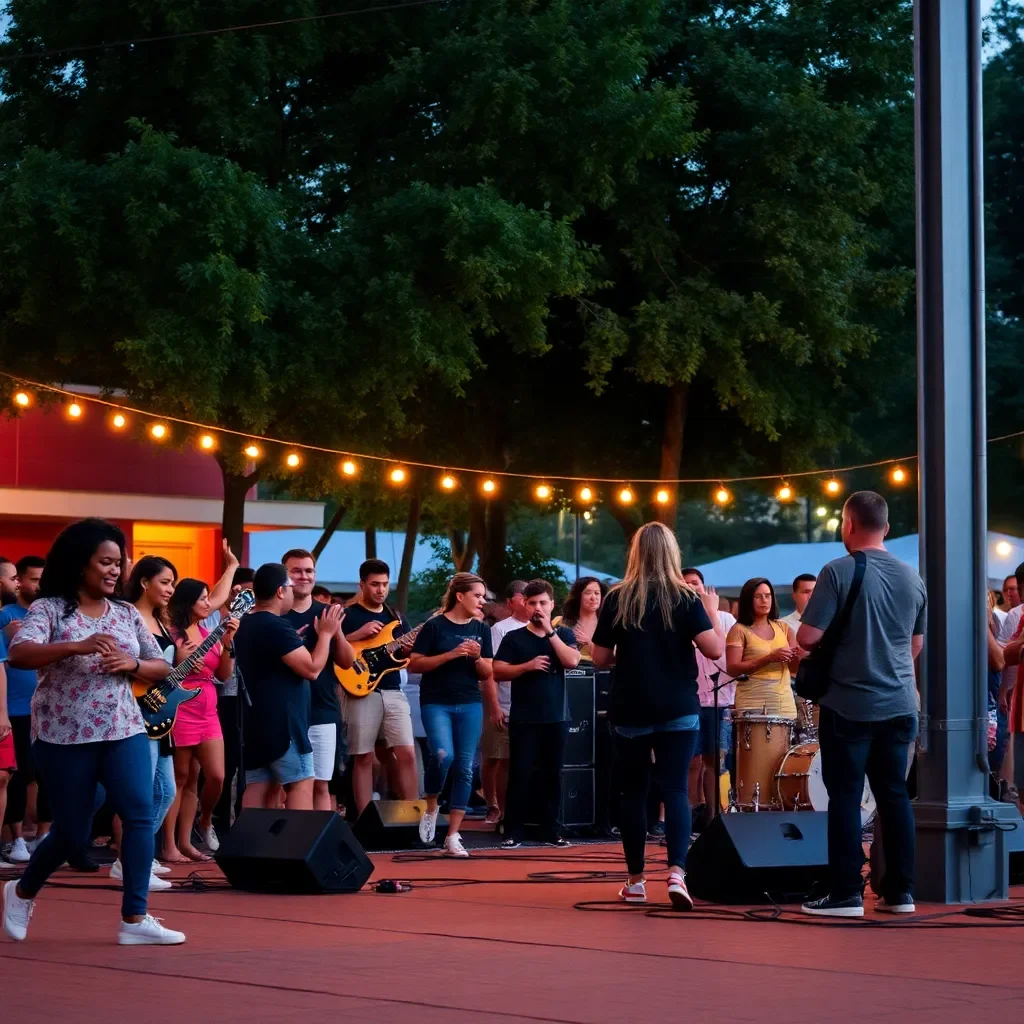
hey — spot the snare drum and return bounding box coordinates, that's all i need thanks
[734,713,794,811]
[775,742,819,810]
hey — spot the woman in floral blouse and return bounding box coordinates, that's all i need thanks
[1,518,186,947]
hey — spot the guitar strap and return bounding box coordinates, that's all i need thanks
[382,602,404,630]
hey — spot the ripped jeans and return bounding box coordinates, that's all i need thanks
[421,702,483,812]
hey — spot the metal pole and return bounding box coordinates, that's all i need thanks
[574,513,581,581]
[913,0,1015,903]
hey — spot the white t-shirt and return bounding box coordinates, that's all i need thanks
[780,610,802,635]
[490,616,529,713]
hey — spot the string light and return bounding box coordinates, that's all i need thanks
[996,541,1013,558]
[824,478,842,496]
[655,488,671,506]
[815,506,828,518]
[535,484,552,501]
[826,517,840,532]
[578,486,594,503]
[244,443,261,459]
[618,487,634,505]
[66,402,83,419]
[890,466,907,485]
[714,486,732,506]
[440,473,457,491]
[285,452,301,469]
[481,478,497,495]
[149,423,168,440]
[389,467,407,485]
[199,434,216,451]
[341,459,357,477]
[583,510,592,522]
[776,482,794,502]
[13,391,30,408]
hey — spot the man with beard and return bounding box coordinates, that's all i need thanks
[0,559,17,607]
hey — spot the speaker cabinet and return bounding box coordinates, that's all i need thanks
[685,812,828,904]
[353,799,449,851]
[524,767,595,829]
[565,668,596,766]
[215,809,374,894]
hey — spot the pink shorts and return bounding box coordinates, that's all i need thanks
[0,730,15,773]
[171,679,222,747]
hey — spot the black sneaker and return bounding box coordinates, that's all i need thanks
[545,837,572,849]
[801,893,864,918]
[500,838,522,850]
[647,822,666,840]
[876,893,915,914]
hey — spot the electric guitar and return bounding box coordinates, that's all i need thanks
[335,619,422,697]
[133,589,255,739]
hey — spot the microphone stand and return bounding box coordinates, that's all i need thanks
[708,670,748,821]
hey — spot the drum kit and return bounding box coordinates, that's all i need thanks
[728,701,876,824]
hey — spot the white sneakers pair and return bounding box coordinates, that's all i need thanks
[618,872,694,911]
[110,859,173,891]
[2,879,185,945]
[417,809,469,857]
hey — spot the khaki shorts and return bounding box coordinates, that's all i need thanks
[342,689,414,756]
[481,714,510,760]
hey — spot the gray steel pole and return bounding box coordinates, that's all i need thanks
[913,0,1016,903]
[574,513,581,581]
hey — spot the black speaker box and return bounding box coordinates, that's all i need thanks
[353,799,449,850]
[215,809,374,894]
[524,767,595,829]
[685,812,828,904]
[565,669,596,767]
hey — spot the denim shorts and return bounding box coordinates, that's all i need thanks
[697,706,732,758]
[614,713,699,739]
[245,742,315,786]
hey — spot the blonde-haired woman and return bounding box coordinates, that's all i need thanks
[408,572,493,857]
[592,522,724,909]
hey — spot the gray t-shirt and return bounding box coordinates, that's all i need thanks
[802,548,926,722]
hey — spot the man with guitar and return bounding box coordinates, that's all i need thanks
[340,559,418,816]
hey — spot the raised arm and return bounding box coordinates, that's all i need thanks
[206,540,241,613]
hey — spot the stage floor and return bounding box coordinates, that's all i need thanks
[2,837,1022,1023]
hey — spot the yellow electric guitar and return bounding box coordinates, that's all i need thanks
[335,620,422,697]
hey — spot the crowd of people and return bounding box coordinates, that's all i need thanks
[0,489,1017,942]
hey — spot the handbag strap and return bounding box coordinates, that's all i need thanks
[821,550,867,651]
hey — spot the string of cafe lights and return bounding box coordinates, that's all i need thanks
[6,375,1023,509]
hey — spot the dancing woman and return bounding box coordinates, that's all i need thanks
[408,572,493,858]
[591,522,724,909]
[163,579,237,861]
[2,518,185,945]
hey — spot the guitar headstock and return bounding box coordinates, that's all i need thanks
[230,589,256,618]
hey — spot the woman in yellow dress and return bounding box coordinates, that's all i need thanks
[725,577,799,719]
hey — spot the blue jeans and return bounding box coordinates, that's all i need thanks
[22,733,154,916]
[422,702,483,812]
[150,741,176,837]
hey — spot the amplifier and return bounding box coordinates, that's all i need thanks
[524,767,595,829]
[565,668,595,766]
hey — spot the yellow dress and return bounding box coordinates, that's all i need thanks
[730,621,797,718]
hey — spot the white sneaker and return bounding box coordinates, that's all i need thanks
[110,860,172,891]
[151,860,172,876]
[117,915,186,946]
[2,880,34,942]
[618,878,647,903]
[443,832,470,858]
[202,826,220,853]
[7,838,31,864]
[27,837,46,854]
[418,809,438,845]
[667,872,694,911]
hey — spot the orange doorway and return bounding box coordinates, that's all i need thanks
[133,524,218,584]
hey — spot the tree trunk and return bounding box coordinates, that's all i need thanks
[657,381,689,527]
[395,487,423,614]
[477,499,509,593]
[365,525,376,560]
[448,528,477,573]
[312,504,347,560]
[218,458,260,562]
[608,503,640,545]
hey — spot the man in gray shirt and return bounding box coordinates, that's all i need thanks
[797,491,925,919]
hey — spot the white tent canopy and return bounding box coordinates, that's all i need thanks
[695,531,1023,593]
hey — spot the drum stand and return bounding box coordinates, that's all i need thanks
[708,671,747,822]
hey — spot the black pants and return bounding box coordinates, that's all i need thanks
[3,714,51,826]
[505,722,567,842]
[212,695,245,835]
[614,727,698,876]
[819,706,917,901]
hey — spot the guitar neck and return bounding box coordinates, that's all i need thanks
[384,626,421,654]
[168,622,227,685]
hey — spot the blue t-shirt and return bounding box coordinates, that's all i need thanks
[0,605,37,716]
[412,614,493,706]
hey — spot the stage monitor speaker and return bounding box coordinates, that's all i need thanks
[565,669,596,766]
[353,799,449,851]
[524,768,595,829]
[685,812,828,904]
[215,809,374,894]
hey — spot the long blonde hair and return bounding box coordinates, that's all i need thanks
[440,572,487,614]
[611,521,697,630]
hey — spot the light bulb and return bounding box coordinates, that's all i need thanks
[583,510,592,521]
[482,478,497,495]
[13,391,30,408]
[285,452,301,468]
[655,489,671,505]
[199,434,216,451]
[891,466,907,485]
[341,460,357,477]
[996,541,1012,558]
[535,484,551,500]
[714,487,732,506]
[67,402,83,419]
[816,506,828,518]
[441,474,456,491]
[776,483,793,502]
[111,414,127,429]
[579,486,594,503]
[825,478,841,496]
[390,468,406,484]
[244,444,261,459]
[149,423,167,440]
[826,518,840,532]
[618,487,634,505]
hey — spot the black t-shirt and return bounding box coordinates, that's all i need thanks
[152,629,176,755]
[342,603,412,692]
[495,625,578,724]
[592,590,713,727]
[284,604,341,726]
[234,611,310,768]
[412,614,493,706]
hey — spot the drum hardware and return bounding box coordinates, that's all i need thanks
[708,670,748,823]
